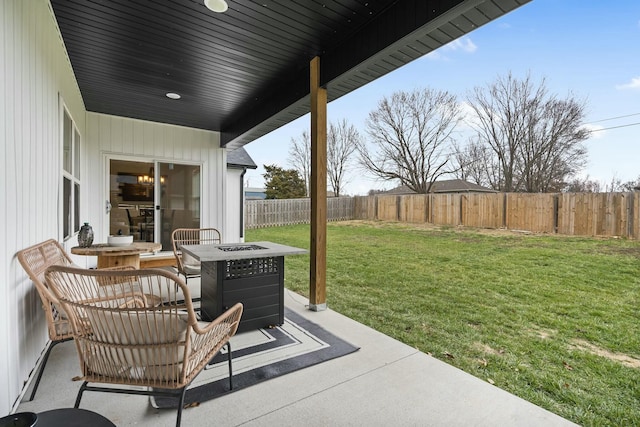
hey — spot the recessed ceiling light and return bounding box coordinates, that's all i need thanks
[166,92,181,100]
[204,0,228,13]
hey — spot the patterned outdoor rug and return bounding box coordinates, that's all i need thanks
[151,308,359,409]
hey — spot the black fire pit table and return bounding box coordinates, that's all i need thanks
[180,241,307,332]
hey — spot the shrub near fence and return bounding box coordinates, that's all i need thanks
[247,192,640,239]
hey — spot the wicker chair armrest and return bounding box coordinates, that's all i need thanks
[173,252,185,275]
[189,303,243,357]
[191,303,243,336]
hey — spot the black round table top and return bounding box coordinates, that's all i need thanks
[37,408,115,427]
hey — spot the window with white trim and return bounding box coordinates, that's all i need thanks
[62,105,81,240]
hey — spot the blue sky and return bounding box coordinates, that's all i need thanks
[243,0,640,195]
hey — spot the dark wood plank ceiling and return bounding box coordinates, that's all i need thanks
[50,0,530,149]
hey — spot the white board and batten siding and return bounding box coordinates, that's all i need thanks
[1,0,87,414]
[226,168,246,242]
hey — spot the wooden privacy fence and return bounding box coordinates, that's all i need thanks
[245,197,354,229]
[506,193,556,233]
[557,192,637,237]
[246,192,639,238]
[353,192,639,239]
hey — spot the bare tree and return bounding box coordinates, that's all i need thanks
[358,88,462,194]
[563,175,601,193]
[601,175,640,193]
[620,176,640,192]
[287,131,311,196]
[466,72,589,192]
[327,119,359,197]
[452,138,499,189]
[519,97,589,192]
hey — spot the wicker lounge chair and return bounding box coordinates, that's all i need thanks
[171,228,221,283]
[16,239,77,401]
[44,265,243,427]
[16,239,153,401]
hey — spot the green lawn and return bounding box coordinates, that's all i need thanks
[246,221,640,426]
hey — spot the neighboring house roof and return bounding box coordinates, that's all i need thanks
[382,180,497,195]
[432,179,497,193]
[227,147,257,169]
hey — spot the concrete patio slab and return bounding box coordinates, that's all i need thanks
[16,289,577,426]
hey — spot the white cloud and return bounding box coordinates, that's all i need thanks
[425,50,446,61]
[444,37,478,53]
[615,76,640,90]
[425,37,477,61]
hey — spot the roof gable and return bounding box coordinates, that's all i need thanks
[227,147,257,169]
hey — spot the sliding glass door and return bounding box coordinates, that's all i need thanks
[158,162,201,249]
[109,159,201,251]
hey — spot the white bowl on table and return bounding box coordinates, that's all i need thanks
[107,235,134,247]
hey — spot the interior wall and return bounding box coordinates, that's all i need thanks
[0,0,87,414]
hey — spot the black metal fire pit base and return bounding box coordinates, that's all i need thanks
[200,256,284,332]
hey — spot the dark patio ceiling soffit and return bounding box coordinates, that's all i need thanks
[51,0,530,150]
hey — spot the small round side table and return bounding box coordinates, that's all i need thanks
[37,408,115,427]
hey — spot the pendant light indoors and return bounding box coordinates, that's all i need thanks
[204,0,228,13]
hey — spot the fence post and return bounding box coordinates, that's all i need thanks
[374,196,378,220]
[502,193,507,228]
[633,191,640,239]
[628,192,635,239]
[553,193,559,234]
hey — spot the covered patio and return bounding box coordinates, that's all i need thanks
[1,0,572,423]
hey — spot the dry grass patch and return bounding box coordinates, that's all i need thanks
[571,339,640,369]
[527,327,558,340]
[473,341,505,356]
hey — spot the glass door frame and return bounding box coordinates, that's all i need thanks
[156,161,203,249]
[105,155,203,249]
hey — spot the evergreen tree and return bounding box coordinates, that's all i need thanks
[263,164,307,199]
